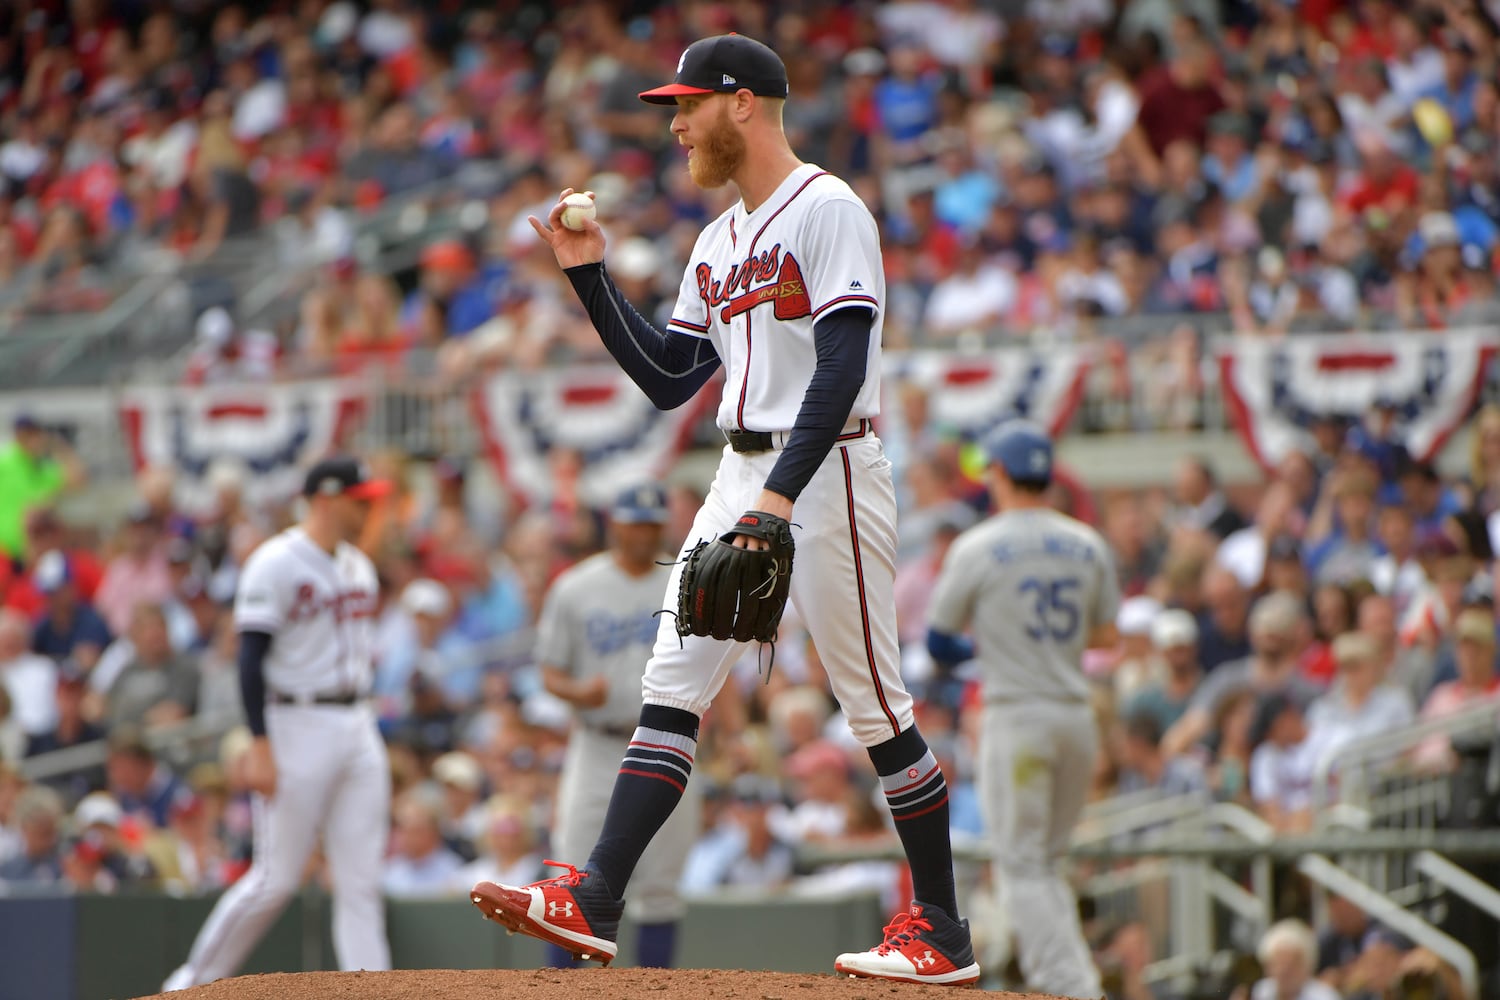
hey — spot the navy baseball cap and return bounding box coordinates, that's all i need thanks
[986,420,1053,486]
[610,484,669,524]
[639,34,789,106]
[302,456,392,500]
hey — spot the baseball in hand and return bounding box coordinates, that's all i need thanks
[560,193,597,232]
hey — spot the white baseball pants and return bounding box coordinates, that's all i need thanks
[164,703,391,987]
[642,435,915,747]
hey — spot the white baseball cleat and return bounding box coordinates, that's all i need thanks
[834,902,982,987]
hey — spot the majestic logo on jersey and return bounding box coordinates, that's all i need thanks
[695,244,812,323]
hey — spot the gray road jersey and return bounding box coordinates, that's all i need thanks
[535,552,673,730]
[928,508,1120,704]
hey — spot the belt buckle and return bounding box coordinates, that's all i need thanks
[726,428,773,453]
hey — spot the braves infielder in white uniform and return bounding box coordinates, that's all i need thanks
[163,457,392,991]
[471,34,978,986]
[927,421,1120,999]
[538,484,699,969]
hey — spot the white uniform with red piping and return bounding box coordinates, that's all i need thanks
[648,162,913,746]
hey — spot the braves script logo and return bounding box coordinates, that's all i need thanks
[696,244,812,323]
[287,582,377,624]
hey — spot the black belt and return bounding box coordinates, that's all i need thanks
[725,419,870,454]
[269,690,361,707]
[725,428,777,453]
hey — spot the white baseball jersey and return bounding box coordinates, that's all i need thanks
[535,552,673,730]
[233,527,380,696]
[928,508,1120,704]
[666,163,884,432]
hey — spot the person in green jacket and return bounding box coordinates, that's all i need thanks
[0,414,86,563]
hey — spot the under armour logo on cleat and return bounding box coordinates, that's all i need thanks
[548,900,574,918]
[914,951,936,968]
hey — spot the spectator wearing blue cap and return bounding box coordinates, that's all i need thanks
[0,415,86,562]
[29,550,112,674]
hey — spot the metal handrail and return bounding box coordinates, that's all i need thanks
[1299,854,1479,1000]
[1072,792,1210,846]
[1415,851,1500,920]
[1311,701,1500,809]
[18,710,243,783]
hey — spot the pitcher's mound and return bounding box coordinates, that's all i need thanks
[132,968,1069,999]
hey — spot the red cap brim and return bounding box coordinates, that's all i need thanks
[345,479,394,501]
[639,83,717,105]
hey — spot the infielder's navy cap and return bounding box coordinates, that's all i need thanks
[302,456,393,501]
[611,484,669,524]
[986,420,1053,485]
[639,34,789,106]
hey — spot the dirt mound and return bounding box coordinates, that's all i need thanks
[130,967,1069,999]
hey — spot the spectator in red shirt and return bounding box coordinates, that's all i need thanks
[1136,42,1226,158]
[1339,132,1420,218]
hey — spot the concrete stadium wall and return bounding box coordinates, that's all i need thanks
[0,890,886,1000]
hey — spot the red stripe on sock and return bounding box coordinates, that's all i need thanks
[618,767,686,793]
[888,763,941,795]
[628,740,695,764]
[892,793,949,821]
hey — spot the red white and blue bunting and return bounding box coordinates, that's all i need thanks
[119,380,365,513]
[1218,330,1498,472]
[879,344,1095,447]
[471,366,718,509]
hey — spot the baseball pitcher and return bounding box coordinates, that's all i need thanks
[472,33,977,986]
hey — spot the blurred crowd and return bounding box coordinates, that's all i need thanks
[6,0,1500,996]
[5,0,1500,363]
[2,393,1500,995]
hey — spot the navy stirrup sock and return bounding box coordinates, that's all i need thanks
[587,704,699,896]
[869,726,960,922]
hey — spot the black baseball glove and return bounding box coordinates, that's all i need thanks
[676,511,795,643]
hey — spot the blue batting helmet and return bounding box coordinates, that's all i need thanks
[986,420,1053,486]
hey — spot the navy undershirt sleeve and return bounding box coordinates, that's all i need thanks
[564,262,721,410]
[238,630,274,737]
[926,628,976,668]
[762,307,873,502]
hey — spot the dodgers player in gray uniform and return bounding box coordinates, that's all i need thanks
[538,485,699,968]
[926,421,1120,999]
[163,457,393,991]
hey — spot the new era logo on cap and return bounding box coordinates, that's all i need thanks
[302,456,394,501]
[640,34,789,105]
